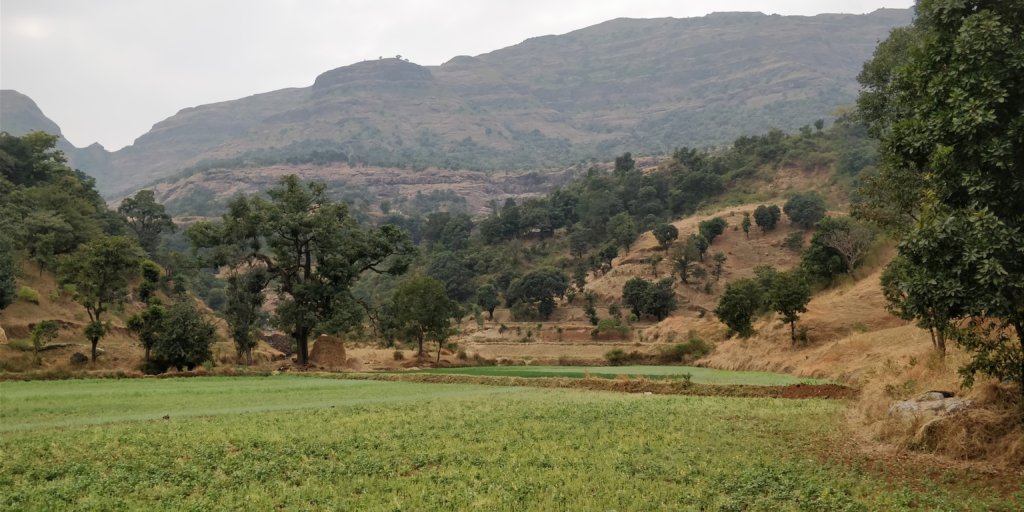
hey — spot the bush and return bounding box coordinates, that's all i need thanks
[17,286,40,304]
[8,338,33,352]
[69,352,89,366]
[393,350,405,360]
[782,231,804,252]
[658,336,713,363]
[596,317,630,338]
[604,348,647,366]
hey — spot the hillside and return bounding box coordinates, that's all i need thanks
[4,9,911,198]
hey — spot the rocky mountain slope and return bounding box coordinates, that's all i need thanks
[4,9,911,198]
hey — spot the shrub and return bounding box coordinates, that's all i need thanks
[782,231,804,252]
[69,352,89,366]
[8,338,33,352]
[596,317,630,338]
[17,286,40,304]
[457,349,468,360]
[604,348,647,366]
[658,336,713,363]
[393,350,405,360]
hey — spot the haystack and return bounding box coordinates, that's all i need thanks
[309,335,347,369]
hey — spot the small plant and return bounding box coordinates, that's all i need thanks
[782,231,805,252]
[498,324,508,334]
[18,286,40,304]
[457,349,468,360]
[393,350,405,360]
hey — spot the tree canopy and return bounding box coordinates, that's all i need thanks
[857,0,1024,394]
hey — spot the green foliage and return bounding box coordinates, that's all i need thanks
[59,235,144,361]
[607,212,638,251]
[223,268,269,364]
[782,231,804,252]
[880,256,953,354]
[475,284,499,320]
[652,223,679,250]
[741,212,751,238]
[595,317,630,338]
[30,320,59,360]
[426,251,475,303]
[0,237,15,310]
[151,300,216,372]
[698,217,728,245]
[621,277,677,321]
[604,348,645,365]
[583,290,599,326]
[391,276,457,358]
[659,335,713,364]
[753,204,781,233]
[767,271,812,344]
[127,301,166,363]
[118,190,175,255]
[711,252,727,281]
[17,285,39,304]
[783,192,826,229]
[715,278,765,337]
[188,175,415,365]
[857,0,1024,394]
[506,267,568,320]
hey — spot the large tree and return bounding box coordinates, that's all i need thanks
[507,267,569,320]
[59,236,144,362]
[118,189,175,255]
[188,175,415,365]
[783,192,826,229]
[652,223,679,251]
[857,0,1024,396]
[715,278,764,337]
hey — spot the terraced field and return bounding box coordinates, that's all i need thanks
[401,365,831,385]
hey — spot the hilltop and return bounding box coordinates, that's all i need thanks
[3,9,911,199]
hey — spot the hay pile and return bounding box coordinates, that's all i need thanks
[309,335,347,369]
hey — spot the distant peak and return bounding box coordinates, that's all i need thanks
[312,58,434,90]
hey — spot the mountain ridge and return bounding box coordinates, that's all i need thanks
[3,9,913,197]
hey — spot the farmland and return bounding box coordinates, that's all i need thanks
[2,376,1019,510]
[401,365,832,385]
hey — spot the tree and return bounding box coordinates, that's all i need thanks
[814,217,876,275]
[622,278,651,319]
[118,189,175,255]
[880,256,954,355]
[127,300,166,364]
[152,299,216,371]
[741,212,751,239]
[753,204,780,233]
[768,271,812,344]
[698,217,727,245]
[223,268,269,364]
[670,238,699,284]
[622,277,677,321]
[715,278,764,337]
[392,276,456,360]
[647,255,662,278]
[476,284,499,320]
[711,252,727,281]
[188,176,415,365]
[30,320,59,363]
[0,237,15,310]
[607,212,638,251]
[59,236,144,362]
[507,267,569,320]
[652,223,679,250]
[426,251,475,303]
[583,290,599,326]
[784,192,826,229]
[568,225,592,259]
[857,0,1024,396]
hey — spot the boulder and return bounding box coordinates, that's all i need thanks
[888,390,971,419]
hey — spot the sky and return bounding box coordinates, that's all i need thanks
[1,0,914,151]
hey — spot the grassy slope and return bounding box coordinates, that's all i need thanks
[2,376,1018,510]
[402,365,831,385]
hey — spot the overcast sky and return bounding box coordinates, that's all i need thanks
[1,0,914,151]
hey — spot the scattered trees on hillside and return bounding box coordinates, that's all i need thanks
[753,204,781,233]
[784,192,826,229]
[127,301,165,364]
[60,236,144,362]
[857,0,1024,393]
[698,217,728,245]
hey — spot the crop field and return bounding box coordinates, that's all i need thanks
[1,376,1018,510]
[403,365,832,386]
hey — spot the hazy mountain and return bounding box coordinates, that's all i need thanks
[0,90,113,175]
[7,9,912,197]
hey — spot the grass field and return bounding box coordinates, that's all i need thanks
[402,365,832,386]
[1,376,1018,510]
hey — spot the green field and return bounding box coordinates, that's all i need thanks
[0,376,1017,510]
[402,365,832,386]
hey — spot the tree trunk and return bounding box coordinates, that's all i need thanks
[144,346,151,363]
[790,320,797,345]
[90,337,99,362]
[488,310,494,320]
[295,327,309,365]
[437,340,443,364]
[935,327,946,357]
[417,334,424,357]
